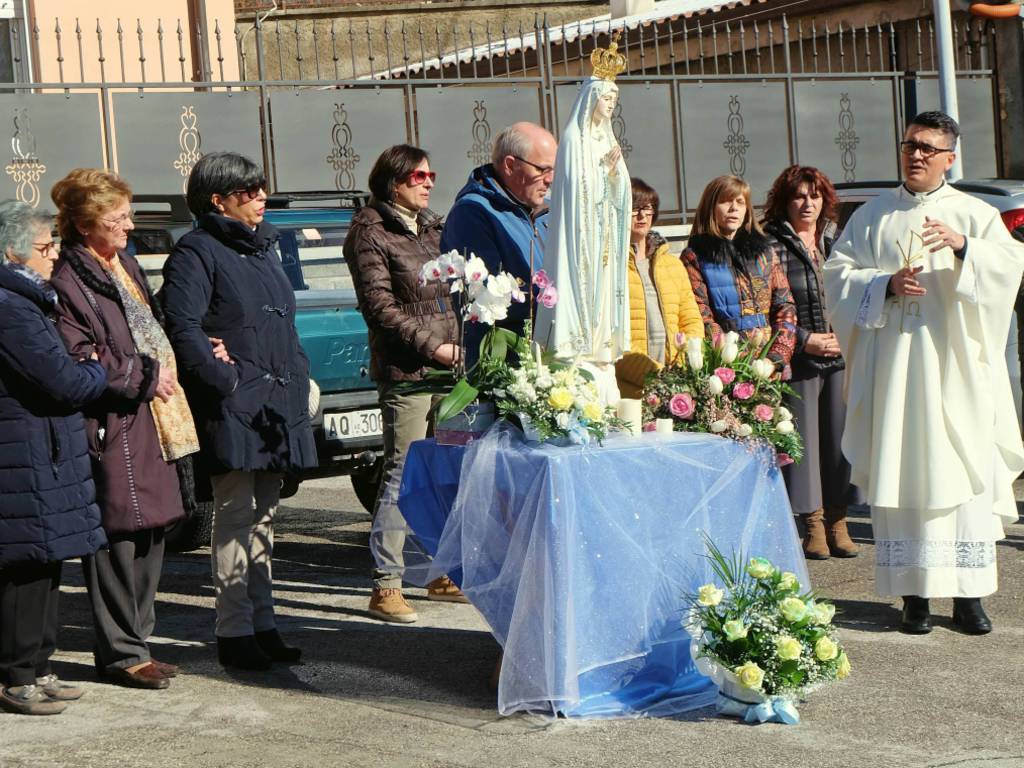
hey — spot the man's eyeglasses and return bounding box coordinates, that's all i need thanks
[631,206,655,219]
[405,169,437,186]
[100,211,135,230]
[900,140,955,159]
[513,155,555,178]
[227,183,266,202]
[31,240,57,255]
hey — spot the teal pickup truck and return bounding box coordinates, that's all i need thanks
[130,193,382,550]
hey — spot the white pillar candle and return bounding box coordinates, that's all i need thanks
[616,398,642,437]
[655,418,674,434]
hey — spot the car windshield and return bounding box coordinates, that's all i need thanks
[277,225,352,292]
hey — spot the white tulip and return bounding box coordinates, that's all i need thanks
[707,375,724,395]
[752,358,775,380]
[710,420,728,433]
[724,331,741,347]
[721,343,739,364]
[686,338,704,370]
[778,406,793,421]
[737,423,753,437]
[776,420,795,434]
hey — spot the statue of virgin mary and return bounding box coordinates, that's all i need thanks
[534,40,632,404]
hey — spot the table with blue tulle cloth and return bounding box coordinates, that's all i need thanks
[397,423,808,719]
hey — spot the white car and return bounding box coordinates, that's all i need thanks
[835,180,1024,428]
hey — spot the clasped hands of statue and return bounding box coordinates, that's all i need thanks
[602,145,622,175]
[888,216,966,298]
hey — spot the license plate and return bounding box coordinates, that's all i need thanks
[324,408,383,440]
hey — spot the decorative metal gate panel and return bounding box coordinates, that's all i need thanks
[678,82,791,208]
[413,85,544,215]
[0,94,105,207]
[270,88,410,193]
[111,92,263,195]
[792,80,900,184]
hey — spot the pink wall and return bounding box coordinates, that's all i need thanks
[30,0,239,84]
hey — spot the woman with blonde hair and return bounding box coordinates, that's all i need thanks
[682,175,797,373]
[49,168,199,690]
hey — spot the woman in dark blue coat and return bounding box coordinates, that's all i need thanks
[0,201,108,716]
[162,152,316,670]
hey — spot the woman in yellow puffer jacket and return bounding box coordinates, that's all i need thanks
[618,178,704,396]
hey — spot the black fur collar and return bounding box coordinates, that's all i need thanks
[60,244,164,323]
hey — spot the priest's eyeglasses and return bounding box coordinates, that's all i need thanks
[899,140,954,158]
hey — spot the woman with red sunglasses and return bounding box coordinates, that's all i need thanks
[343,144,463,623]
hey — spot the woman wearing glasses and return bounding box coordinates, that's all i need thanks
[343,144,461,623]
[0,201,109,714]
[616,177,704,397]
[49,169,198,690]
[161,152,316,670]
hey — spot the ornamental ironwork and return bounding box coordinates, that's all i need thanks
[722,95,750,178]
[611,101,633,160]
[5,108,47,208]
[466,100,492,166]
[834,93,860,182]
[173,105,202,193]
[326,102,360,191]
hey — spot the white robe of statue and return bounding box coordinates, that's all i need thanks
[823,183,1024,598]
[534,77,632,405]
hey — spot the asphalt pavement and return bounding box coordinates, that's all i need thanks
[2,476,1022,768]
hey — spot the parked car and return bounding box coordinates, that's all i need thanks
[834,179,1024,428]
[128,192,384,551]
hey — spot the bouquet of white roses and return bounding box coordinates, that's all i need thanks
[686,538,850,724]
[488,322,619,445]
[642,330,803,467]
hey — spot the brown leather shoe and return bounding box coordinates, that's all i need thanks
[825,506,860,557]
[802,509,830,560]
[149,660,179,678]
[102,663,169,690]
[427,575,470,603]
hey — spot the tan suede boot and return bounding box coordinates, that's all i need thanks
[802,508,830,560]
[368,588,418,623]
[825,506,859,558]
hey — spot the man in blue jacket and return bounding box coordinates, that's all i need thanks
[441,121,556,362]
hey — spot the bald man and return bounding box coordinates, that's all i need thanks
[441,122,556,359]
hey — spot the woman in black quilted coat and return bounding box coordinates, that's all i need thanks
[0,201,108,716]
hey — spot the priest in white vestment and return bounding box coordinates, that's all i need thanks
[824,111,1024,635]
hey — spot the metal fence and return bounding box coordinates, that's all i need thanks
[0,9,1005,219]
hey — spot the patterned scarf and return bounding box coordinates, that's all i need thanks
[93,250,200,462]
[8,261,58,306]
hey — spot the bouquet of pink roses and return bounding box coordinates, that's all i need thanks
[641,331,803,466]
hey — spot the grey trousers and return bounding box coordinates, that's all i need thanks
[782,370,856,516]
[211,470,281,638]
[83,528,164,672]
[371,385,442,589]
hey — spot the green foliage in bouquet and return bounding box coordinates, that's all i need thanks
[687,537,851,697]
[641,331,804,466]
[488,322,622,445]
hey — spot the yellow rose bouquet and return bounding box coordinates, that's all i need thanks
[685,538,850,724]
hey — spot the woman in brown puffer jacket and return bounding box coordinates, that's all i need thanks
[343,144,461,623]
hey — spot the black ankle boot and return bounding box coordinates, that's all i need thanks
[254,629,302,663]
[900,596,931,634]
[217,635,272,670]
[952,598,992,635]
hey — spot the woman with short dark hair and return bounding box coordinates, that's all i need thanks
[344,144,462,622]
[763,165,858,560]
[162,151,316,670]
[0,201,108,715]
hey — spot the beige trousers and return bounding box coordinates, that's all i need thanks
[211,470,282,638]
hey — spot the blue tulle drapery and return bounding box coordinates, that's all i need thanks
[398,423,808,718]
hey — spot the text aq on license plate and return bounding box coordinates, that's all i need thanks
[325,409,383,440]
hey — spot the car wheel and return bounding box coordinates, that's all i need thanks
[165,500,215,553]
[350,457,383,514]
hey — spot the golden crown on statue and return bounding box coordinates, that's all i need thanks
[590,34,627,81]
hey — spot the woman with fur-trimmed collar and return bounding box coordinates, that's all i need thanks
[682,175,797,376]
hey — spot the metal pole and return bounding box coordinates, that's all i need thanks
[932,0,963,180]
